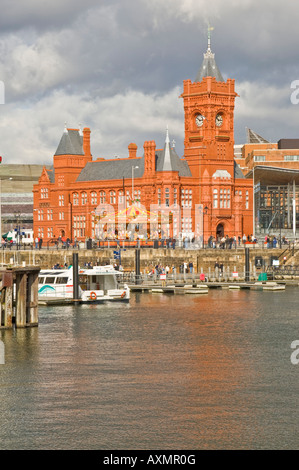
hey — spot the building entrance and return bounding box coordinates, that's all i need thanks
[216,223,224,239]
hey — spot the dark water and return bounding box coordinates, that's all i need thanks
[0,288,298,450]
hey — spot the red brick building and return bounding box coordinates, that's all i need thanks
[33,40,253,244]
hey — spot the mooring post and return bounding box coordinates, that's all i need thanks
[28,270,39,326]
[2,271,13,328]
[245,247,250,282]
[16,272,27,327]
[135,248,140,285]
[73,252,79,303]
[4,286,13,328]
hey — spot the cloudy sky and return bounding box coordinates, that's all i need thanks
[0,0,299,164]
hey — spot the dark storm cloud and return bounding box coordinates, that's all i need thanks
[0,0,101,32]
[0,0,299,163]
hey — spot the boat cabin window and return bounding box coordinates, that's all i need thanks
[45,277,56,284]
[79,273,117,290]
[38,277,45,284]
[55,277,69,284]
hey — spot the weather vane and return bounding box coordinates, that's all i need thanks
[207,23,214,51]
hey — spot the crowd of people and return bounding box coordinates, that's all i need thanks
[206,233,290,249]
[146,261,194,278]
[1,232,293,251]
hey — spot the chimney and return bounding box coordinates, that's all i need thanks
[143,140,156,176]
[83,127,91,157]
[128,143,137,159]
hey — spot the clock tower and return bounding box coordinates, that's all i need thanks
[181,34,238,180]
[180,30,252,241]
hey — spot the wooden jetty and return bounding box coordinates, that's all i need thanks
[129,280,287,294]
[130,284,209,294]
[0,266,40,329]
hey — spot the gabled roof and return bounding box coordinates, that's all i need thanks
[46,167,55,183]
[76,146,191,182]
[76,158,144,182]
[234,161,245,179]
[54,128,84,156]
[39,166,51,183]
[155,127,192,176]
[246,128,269,144]
[156,148,191,176]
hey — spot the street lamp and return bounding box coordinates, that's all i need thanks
[14,211,21,250]
[203,205,208,249]
[131,165,139,203]
[0,177,13,243]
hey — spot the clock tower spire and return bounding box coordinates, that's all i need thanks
[180,31,238,179]
[195,25,224,83]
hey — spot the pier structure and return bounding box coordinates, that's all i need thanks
[0,266,40,329]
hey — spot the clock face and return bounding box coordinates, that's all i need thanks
[195,114,204,127]
[215,114,223,127]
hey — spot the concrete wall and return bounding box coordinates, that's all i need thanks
[0,247,288,274]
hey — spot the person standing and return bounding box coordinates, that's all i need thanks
[188,261,193,274]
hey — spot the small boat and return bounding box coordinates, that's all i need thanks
[259,282,285,291]
[38,265,130,302]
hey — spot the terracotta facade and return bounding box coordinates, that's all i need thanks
[33,44,254,244]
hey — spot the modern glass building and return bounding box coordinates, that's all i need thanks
[247,166,299,238]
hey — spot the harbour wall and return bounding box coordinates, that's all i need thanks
[0,247,294,274]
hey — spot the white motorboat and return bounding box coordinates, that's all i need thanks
[38,265,130,302]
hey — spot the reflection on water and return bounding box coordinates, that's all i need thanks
[0,288,298,450]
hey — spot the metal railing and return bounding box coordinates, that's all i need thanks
[119,268,299,286]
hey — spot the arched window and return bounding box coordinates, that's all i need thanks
[134,189,141,205]
[173,188,177,206]
[188,189,192,207]
[165,188,170,207]
[91,191,97,205]
[100,191,106,204]
[110,191,116,204]
[245,190,249,209]
[73,193,79,205]
[213,189,218,208]
[81,192,87,205]
[41,188,48,199]
[118,191,124,204]
[158,188,161,206]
